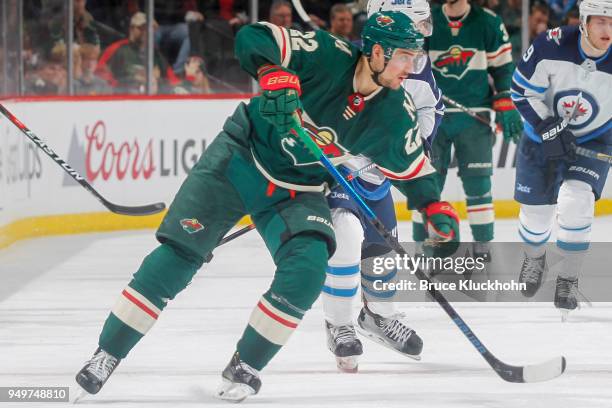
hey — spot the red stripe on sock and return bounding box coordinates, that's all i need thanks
[467,207,494,213]
[257,301,297,328]
[122,290,159,320]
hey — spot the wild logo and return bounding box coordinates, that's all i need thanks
[376,14,395,27]
[180,218,205,234]
[432,46,476,80]
[281,123,348,166]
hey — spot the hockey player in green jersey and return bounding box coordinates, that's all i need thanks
[413,0,524,258]
[75,11,460,403]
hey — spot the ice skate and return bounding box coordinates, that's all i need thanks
[325,321,363,373]
[216,352,261,403]
[555,277,579,322]
[356,306,423,360]
[473,242,492,263]
[518,252,547,297]
[75,348,120,396]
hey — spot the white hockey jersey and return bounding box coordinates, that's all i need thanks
[511,25,612,144]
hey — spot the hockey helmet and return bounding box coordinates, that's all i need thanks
[579,0,612,36]
[362,11,425,60]
[367,0,433,36]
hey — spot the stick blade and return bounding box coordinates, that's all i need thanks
[521,356,566,383]
[104,201,166,216]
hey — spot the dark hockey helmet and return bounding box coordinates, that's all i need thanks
[362,11,425,60]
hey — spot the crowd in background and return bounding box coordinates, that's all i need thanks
[10,0,582,96]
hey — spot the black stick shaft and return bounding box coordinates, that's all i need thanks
[0,103,165,216]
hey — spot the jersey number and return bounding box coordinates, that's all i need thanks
[403,98,422,155]
[522,45,534,62]
[500,23,510,42]
[289,30,318,52]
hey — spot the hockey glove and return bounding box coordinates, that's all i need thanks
[493,91,523,144]
[422,201,460,258]
[258,65,302,135]
[537,116,576,162]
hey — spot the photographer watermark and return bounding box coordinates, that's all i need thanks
[359,242,612,303]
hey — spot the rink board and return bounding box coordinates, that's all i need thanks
[1,96,611,248]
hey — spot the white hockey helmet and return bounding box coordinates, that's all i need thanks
[367,0,433,36]
[579,0,612,37]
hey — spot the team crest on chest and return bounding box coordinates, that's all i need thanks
[281,123,348,166]
[554,90,599,130]
[432,46,477,80]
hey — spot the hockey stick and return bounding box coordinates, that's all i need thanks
[562,94,612,164]
[291,120,566,383]
[291,0,321,31]
[441,95,497,133]
[0,104,166,216]
[214,162,381,247]
[218,223,256,246]
[575,146,612,164]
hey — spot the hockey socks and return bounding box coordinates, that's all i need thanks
[463,176,494,242]
[237,292,304,370]
[98,242,204,359]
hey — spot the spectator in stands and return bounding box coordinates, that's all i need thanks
[24,42,68,95]
[329,4,354,41]
[564,8,580,25]
[86,0,138,47]
[76,43,112,94]
[174,56,212,94]
[45,0,100,50]
[268,0,303,30]
[201,0,250,29]
[104,12,177,94]
[529,3,550,41]
[153,0,204,74]
[74,0,101,46]
[546,0,577,26]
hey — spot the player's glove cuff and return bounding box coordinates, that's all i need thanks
[258,65,302,95]
[492,91,515,112]
[421,201,461,258]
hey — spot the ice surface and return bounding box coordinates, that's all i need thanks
[1,219,612,407]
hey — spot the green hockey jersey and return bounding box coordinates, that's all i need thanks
[234,23,439,209]
[427,4,514,111]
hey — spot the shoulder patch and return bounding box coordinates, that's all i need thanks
[546,27,563,45]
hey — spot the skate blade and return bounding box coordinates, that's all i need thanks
[336,356,359,373]
[216,379,256,403]
[72,387,89,404]
[356,327,421,361]
[560,309,571,322]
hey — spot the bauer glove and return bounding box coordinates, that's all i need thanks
[537,116,576,162]
[258,65,302,135]
[422,201,460,258]
[493,91,523,144]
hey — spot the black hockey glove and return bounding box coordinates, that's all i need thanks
[537,117,576,162]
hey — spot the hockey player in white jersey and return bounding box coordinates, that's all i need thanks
[323,0,448,372]
[511,0,611,320]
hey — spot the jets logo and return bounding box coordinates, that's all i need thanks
[281,123,348,166]
[553,90,599,130]
[376,15,395,27]
[432,46,476,80]
[546,27,563,45]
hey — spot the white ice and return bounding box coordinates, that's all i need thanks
[1,219,612,408]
